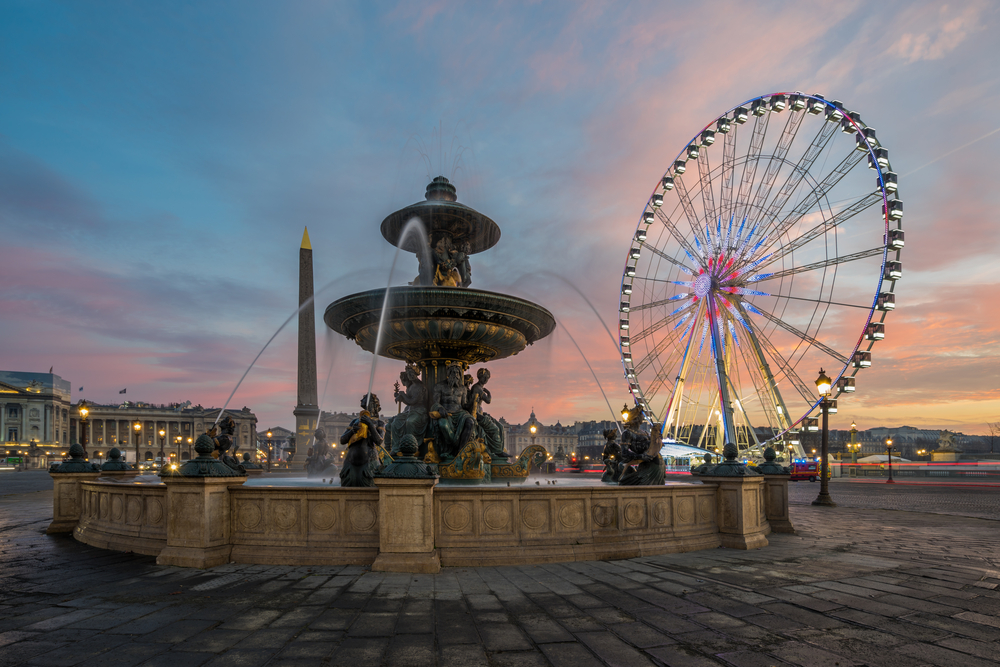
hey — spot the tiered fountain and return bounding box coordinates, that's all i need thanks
[324,177,555,483]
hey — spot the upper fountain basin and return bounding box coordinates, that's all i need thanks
[324,286,556,365]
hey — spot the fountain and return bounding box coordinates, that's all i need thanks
[52,176,792,571]
[324,176,555,483]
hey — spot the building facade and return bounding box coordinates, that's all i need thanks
[0,372,73,468]
[68,401,258,465]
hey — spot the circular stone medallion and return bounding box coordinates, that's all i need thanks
[483,503,510,531]
[310,503,338,531]
[442,503,472,532]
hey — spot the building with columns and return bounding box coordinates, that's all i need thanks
[0,371,73,468]
[68,401,258,466]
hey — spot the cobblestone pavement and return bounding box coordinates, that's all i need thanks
[788,478,1000,521]
[1,472,999,666]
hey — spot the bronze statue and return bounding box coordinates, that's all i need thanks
[467,368,505,459]
[432,236,462,286]
[600,428,622,483]
[305,427,336,477]
[453,241,472,287]
[429,364,476,457]
[618,420,666,486]
[208,415,243,473]
[338,394,383,487]
[386,365,429,456]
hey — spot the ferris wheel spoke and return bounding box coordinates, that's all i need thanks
[719,123,738,218]
[735,110,771,220]
[748,324,816,404]
[750,303,849,365]
[757,191,883,268]
[662,307,701,434]
[672,176,706,242]
[639,242,696,275]
[634,325,686,376]
[748,246,883,283]
[732,304,793,431]
[766,149,866,241]
[749,109,806,215]
[654,209,701,261]
[758,121,838,227]
[630,294,689,314]
[629,309,690,345]
[697,146,717,226]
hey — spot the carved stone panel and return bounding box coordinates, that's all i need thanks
[676,496,695,526]
[652,498,671,526]
[440,500,474,535]
[555,499,585,533]
[237,500,264,533]
[346,500,378,534]
[622,498,647,529]
[592,501,617,530]
[520,500,549,534]
[481,500,514,535]
[309,501,338,532]
[697,494,714,525]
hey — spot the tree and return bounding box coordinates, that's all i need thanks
[988,422,999,455]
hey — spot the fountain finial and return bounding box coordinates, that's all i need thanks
[425,176,457,202]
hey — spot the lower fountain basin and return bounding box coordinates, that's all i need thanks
[324,286,556,364]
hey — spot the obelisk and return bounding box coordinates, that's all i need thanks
[292,227,319,463]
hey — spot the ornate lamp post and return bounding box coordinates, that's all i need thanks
[175,436,182,462]
[848,422,860,464]
[187,436,193,460]
[133,421,142,468]
[266,430,273,472]
[886,437,895,484]
[811,369,836,507]
[78,401,89,456]
[158,428,166,463]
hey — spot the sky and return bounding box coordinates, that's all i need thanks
[1,0,998,436]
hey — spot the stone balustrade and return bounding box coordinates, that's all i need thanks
[61,472,791,571]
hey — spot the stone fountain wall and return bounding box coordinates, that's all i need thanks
[60,474,787,570]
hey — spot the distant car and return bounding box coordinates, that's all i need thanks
[790,461,825,482]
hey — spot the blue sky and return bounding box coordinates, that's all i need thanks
[2,0,998,434]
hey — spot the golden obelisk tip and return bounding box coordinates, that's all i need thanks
[301,226,312,250]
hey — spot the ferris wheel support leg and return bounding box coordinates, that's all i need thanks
[707,292,738,446]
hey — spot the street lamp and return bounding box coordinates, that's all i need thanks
[811,369,836,507]
[266,430,273,473]
[158,429,166,463]
[187,437,193,460]
[886,437,895,484]
[133,421,142,468]
[175,436,182,462]
[621,404,630,422]
[78,401,89,456]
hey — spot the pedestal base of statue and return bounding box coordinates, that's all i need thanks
[762,475,795,534]
[371,477,440,574]
[48,471,102,534]
[698,475,769,550]
[156,476,247,569]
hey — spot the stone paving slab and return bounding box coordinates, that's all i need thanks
[2,473,1000,665]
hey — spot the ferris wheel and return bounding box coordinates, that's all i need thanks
[619,92,902,460]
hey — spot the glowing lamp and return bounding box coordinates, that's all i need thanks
[815,369,832,397]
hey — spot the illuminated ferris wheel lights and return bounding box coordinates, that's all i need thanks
[651,193,663,207]
[882,172,898,193]
[888,228,904,250]
[885,261,902,280]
